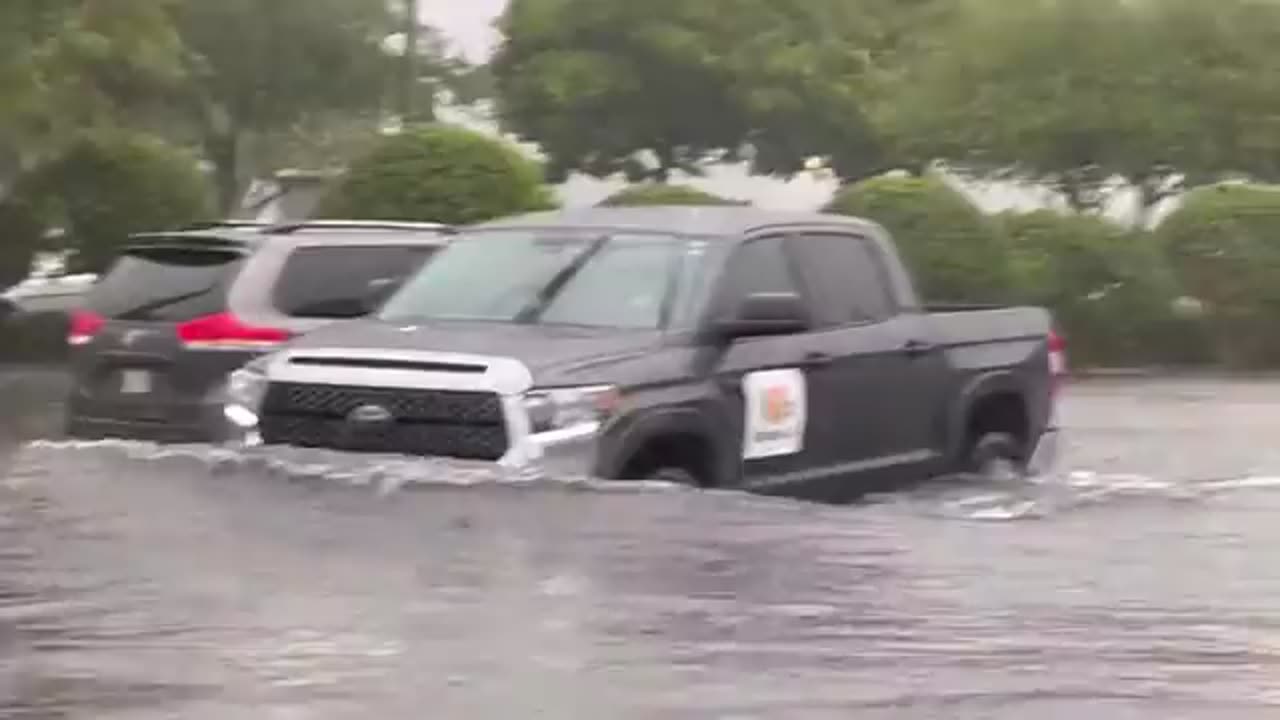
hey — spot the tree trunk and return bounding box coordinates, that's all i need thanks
[207,131,242,215]
[653,145,676,182]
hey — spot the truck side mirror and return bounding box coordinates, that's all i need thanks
[714,292,809,339]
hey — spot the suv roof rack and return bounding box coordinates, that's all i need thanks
[265,220,456,234]
[181,220,273,231]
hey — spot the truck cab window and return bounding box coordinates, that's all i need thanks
[715,236,802,316]
[792,233,895,326]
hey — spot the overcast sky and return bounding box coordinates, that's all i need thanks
[422,0,505,62]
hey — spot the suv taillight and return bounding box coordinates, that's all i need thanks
[176,312,292,349]
[67,310,106,346]
[1048,329,1067,394]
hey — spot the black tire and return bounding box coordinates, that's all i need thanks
[964,432,1027,481]
[643,467,701,486]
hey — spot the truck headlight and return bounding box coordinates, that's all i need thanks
[522,385,620,434]
[223,365,269,428]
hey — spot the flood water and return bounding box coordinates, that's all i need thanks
[3,370,1280,718]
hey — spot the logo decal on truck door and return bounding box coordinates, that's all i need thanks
[742,368,807,459]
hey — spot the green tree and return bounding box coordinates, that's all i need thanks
[885,0,1280,220]
[0,0,183,173]
[824,173,1012,303]
[599,184,743,207]
[168,0,394,212]
[492,0,748,183]
[12,130,213,273]
[492,0,909,184]
[317,124,556,225]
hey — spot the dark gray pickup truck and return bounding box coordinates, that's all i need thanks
[222,206,1063,498]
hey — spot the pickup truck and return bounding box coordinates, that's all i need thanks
[222,206,1063,499]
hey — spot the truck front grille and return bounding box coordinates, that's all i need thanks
[258,382,508,461]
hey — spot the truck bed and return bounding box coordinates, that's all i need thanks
[924,304,1053,347]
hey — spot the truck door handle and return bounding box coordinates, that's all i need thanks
[903,339,936,357]
[803,351,834,367]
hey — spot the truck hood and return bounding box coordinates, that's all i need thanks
[278,318,664,384]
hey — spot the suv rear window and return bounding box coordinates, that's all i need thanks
[271,245,438,319]
[88,246,244,321]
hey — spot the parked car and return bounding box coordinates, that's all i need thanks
[222,207,1063,498]
[1,274,98,365]
[64,220,455,442]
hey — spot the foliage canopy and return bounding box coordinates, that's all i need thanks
[317,124,556,225]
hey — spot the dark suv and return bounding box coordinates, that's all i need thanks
[64,220,454,441]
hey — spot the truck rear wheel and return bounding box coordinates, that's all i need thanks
[965,432,1026,482]
[643,467,701,486]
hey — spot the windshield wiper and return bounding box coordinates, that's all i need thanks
[513,234,611,324]
[115,284,218,320]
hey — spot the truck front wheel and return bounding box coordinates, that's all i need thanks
[642,467,701,486]
[617,432,712,487]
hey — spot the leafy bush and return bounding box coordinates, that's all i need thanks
[0,196,43,292]
[824,174,1013,303]
[316,124,557,224]
[598,183,745,207]
[1157,184,1280,368]
[1000,210,1209,368]
[13,130,214,273]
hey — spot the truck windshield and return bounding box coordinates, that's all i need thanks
[378,230,698,329]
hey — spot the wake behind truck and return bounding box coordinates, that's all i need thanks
[223,206,1063,499]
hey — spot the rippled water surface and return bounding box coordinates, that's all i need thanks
[4,370,1280,718]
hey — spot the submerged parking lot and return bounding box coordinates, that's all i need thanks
[3,371,1280,718]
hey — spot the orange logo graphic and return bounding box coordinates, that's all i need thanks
[762,385,794,424]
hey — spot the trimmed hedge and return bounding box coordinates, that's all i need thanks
[824,174,1015,303]
[598,183,745,207]
[9,130,214,274]
[1157,184,1280,369]
[316,124,557,224]
[1000,210,1209,368]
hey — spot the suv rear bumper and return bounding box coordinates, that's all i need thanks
[65,414,224,443]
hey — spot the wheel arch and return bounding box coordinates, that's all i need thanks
[598,406,734,487]
[945,370,1032,464]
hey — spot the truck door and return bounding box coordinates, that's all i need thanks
[707,235,840,492]
[787,231,946,485]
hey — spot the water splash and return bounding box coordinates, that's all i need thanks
[12,439,692,496]
[913,466,1280,522]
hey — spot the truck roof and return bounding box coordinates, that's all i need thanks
[471,206,883,239]
[126,220,455,249]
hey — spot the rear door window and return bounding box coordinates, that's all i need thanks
[271,245,438,319]
[88,246,245,321]
[790,233,895,326]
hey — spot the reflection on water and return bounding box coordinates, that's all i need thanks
[4,376,1280,717]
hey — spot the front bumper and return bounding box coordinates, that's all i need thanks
[494,415,604,480]
[222,348,606,480]
[225,400,604,480]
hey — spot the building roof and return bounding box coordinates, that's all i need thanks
[472,205,880,238]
